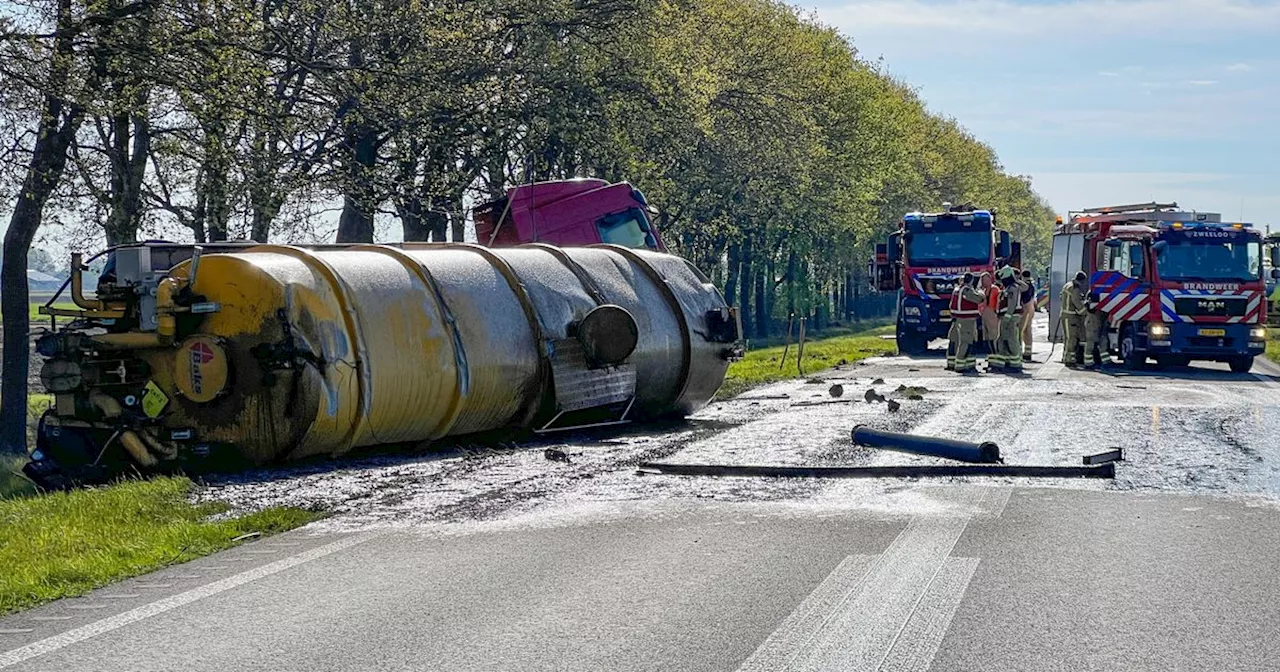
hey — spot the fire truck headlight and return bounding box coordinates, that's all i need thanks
[1148,323,1171,337]
[904,306,922,317]
[1250,326,1267,341]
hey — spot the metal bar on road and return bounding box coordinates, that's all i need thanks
[637,462,1116,479]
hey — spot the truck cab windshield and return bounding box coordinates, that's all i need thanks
[906,230,991,266]
[1156,239,1261,282]
[596,208,656,249]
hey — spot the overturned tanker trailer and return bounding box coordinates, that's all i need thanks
[25,242,742,489]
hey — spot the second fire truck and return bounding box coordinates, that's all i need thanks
[1050,202,1276,372]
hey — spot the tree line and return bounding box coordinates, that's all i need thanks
[0,0,1057,454]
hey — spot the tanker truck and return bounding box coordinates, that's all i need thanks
[473,179,664,250]
[23,242,741,489]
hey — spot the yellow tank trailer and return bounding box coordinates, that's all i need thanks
[25,242,741,488]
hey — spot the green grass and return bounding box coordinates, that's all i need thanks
[1267,334,1280,364]
[0,477,319,615]
[717,322,898,399]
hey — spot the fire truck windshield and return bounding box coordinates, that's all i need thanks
[1155,238,1261,282]
[906,230,990,266]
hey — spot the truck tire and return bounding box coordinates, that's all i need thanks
[1120,326,1145,370]
[1229,356,1254,373]
[896,330,927,356]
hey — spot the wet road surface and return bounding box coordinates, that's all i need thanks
[5,314,1280,671]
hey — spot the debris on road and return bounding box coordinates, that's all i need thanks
[851,425,1002,464]
[865,389,887,403]
[829,384,844,398]
[887,399,901,413]
[544,448,572,464]
[871,378,885,385]
[637,462,1116,479]
[1083,448,1125,465]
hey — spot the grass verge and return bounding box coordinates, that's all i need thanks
[1267,333,1280,365]
[0,477,319,615]
[717,322,897,400]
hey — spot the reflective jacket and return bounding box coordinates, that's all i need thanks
[950,285,985,318]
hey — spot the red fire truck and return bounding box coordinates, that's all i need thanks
[1049,202,1276,372]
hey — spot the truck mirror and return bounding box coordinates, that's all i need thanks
[1103,238,1123,248]
[996,230,1011,258]
[887,235,901,263]
[1271,268,1280,280]
[1270,247,1280,267]
[1152,240,1169,255]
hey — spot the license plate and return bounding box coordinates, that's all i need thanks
[1198,328,1225,337]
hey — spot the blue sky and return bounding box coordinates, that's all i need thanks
[806,0,1280,228]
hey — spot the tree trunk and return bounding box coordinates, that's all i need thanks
[335,39,377,244]
[754,264,768,338]
[434,194,455,243]
[399,197,429,242]
[447,190,465,243]
[1,0,79,455]
[725,242,740,309]
[739,237,753,338]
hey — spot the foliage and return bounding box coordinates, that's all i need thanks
[0,0,1059,416]
[716,322,896,400]
[0,476,319,614]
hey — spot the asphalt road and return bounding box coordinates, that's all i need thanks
[4,314,1280,671]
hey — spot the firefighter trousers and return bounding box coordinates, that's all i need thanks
[1084,311,1112,366]
[1062,315,1084,365]
[946,320,960,370]
[950,318,978,372]
[993,313,1023,371]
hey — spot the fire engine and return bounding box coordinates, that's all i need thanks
[869,205,1020,354]
[1049,202,1276,372]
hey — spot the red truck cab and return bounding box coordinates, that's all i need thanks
[473,179,665,251]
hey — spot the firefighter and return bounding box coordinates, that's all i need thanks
[947,273,985,373]
[993,266,1028,372]
[1020,269,1036,362]
[1084,291,1113,368]
[1060,271,1088,367]
[978,272,999,361]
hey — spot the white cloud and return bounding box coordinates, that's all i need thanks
[1187,79,1219,85]
[1226,62,1254,71]
[1098,71,1120,77]
[821,0,1280,37]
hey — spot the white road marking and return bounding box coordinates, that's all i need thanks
[735,555,879,672]
[0,533,377,670]
[736,517,976,672]
[879,557,980,672]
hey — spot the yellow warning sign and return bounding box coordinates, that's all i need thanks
[142,380,169,418]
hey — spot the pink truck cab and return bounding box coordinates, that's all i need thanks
[473,179,665,251]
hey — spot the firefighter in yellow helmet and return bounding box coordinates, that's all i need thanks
[1060,271,1088,367]
[946,272,985,373]
[992,265,1029,372]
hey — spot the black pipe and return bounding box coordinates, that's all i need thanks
[851,425,1002,464]
[637,462,1115,479]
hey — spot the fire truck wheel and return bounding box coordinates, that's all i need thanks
[1228,356,1254,374]
[1120,328,1145,370]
